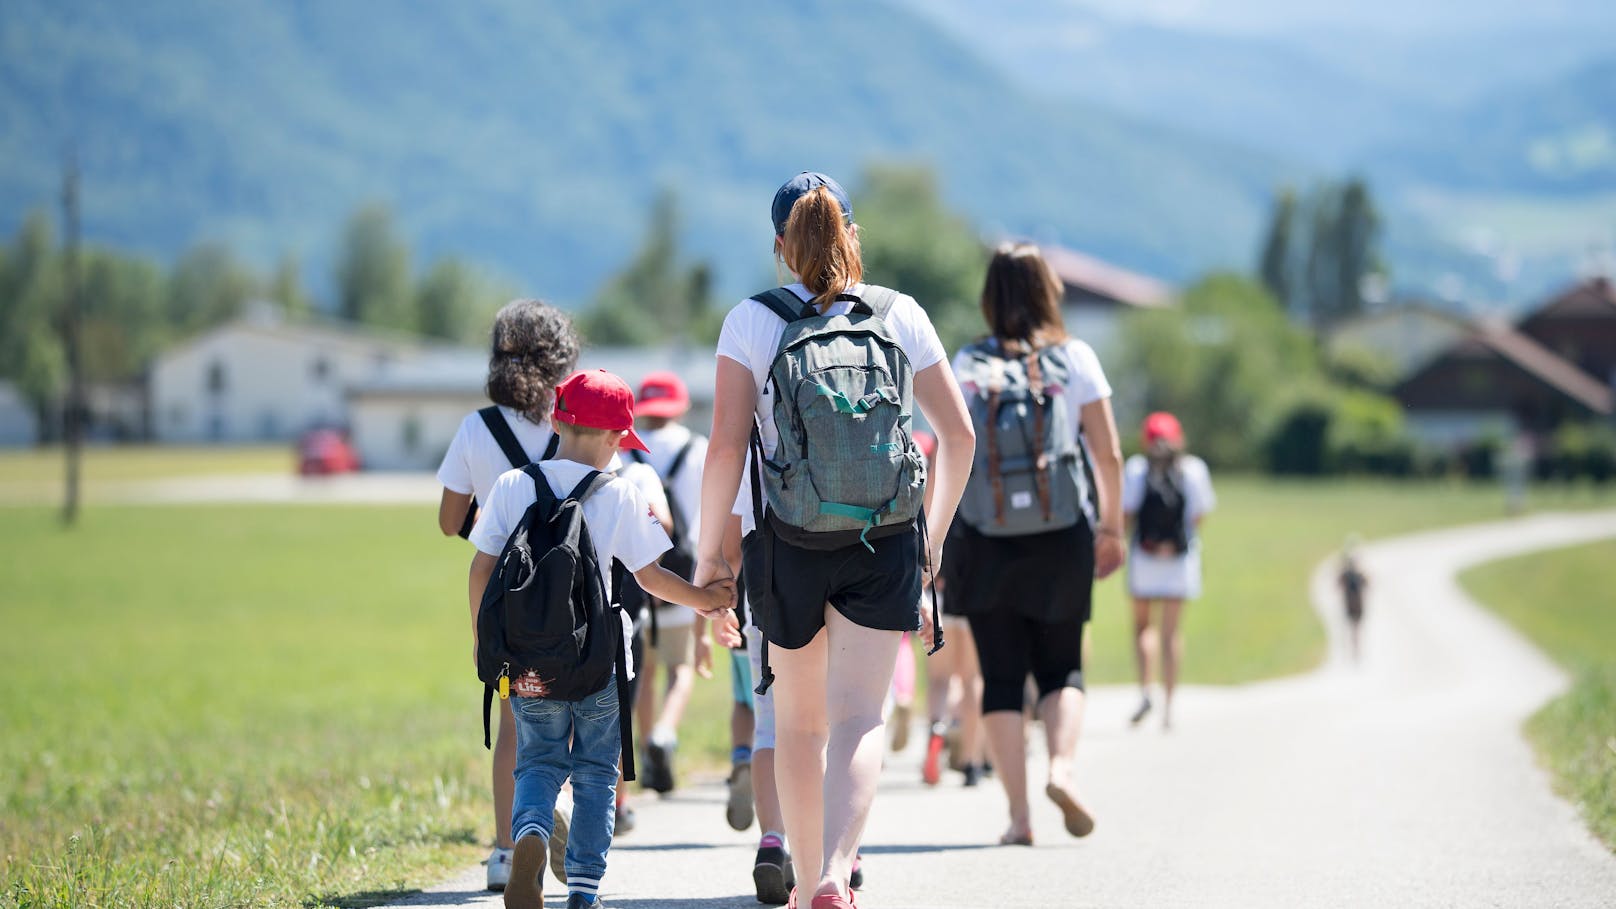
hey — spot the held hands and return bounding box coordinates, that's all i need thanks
[711,607,743,648]
[696,577,737,617]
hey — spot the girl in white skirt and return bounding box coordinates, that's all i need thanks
[1122,412,1214,730]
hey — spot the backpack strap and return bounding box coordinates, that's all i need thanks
[847,285,900,320]
[665,438,697,482]
[566,470,614,504]
[479,406,531,468]
[749,287,817,322]
[523,463,560,508]
[613,608,638,782]
[541,431,560,461]
[627,448,647,465]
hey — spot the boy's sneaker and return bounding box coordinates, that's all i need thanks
[726,759,755,831]
[921,726,946,786]
[1130,695,1153,726]
[849,853,864,890]
[549,804,571,884]
[615,802,636,834]
[486,846,513,891]
[565,895,605,909]
[753,840,795,905]
[644,741,676,794]
[888,702,912,752]
[503,835,545,909]
[962,763,982,788]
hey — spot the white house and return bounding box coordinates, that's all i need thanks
[1040,244,1174,356]
[149,306,438,443]
[348,344,717,470]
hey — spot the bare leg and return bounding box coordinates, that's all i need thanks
[753,747,785,835]
[732,701,755,757]
[955,624,986,766]
[925,624,956,726]
[982,710,1030,841]
[1160,599,1184,730]
[635,644,659,747]
[818,608,902,898]
[656,662,697,733]
[1039,686,1095,837]
[769,623,830,900]
[493,698,516,848]
[1131,597,1156,725]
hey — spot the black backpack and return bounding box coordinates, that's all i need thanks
[1135,464,1189,555]
[475,465,637,780]
[455,406,560,540]
[627,439,698,580]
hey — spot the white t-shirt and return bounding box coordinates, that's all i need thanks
[950,338,1113,434]
[632,422,708,629]
[436,405,623,504]
[470,458,674,677]
[1122,454,1216,532]
[717,282,947,534]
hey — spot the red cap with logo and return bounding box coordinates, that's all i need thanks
[635,371,691,419]
[1142,411,1184,448]
[552,370,649,451]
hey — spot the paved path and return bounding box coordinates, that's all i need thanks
[392,511,1616,908]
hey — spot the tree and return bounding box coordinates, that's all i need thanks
[167,243,258,333]
[270,254,311,320]
[1257,186,1298,318]
[0,213,66,431]
[1255,178,1383,327]
[580,190,714,347]
[335,203,412,330]
[415,256,509,343]
[852,164,986,350]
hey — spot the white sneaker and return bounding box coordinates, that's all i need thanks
[486,845,513,891]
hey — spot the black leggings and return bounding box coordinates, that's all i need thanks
[968,610,1087,714]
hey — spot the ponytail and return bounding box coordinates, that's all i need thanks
[781,186,863,309]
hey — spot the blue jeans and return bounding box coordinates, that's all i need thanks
[511,681,621,899]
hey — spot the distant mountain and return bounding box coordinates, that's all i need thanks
[0,0,1283,304]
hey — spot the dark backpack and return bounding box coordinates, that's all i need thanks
[1135,465,1189,555]
[628,438,698,580]
[455,406,560,539]
[475,465,637,780]
[955,340,1089,536]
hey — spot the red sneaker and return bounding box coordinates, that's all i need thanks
[922,731,945,786]
[810,888,857,909]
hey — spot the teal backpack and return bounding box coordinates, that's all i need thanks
[746,286,940,691]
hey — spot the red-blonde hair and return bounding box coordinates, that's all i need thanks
[780,186,863,309]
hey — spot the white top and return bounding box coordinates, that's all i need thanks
[437,405,623,504]
[1122,454,1216,531]
[717,282,947,535]
[632,422,708,628]
[950,338,1113,433]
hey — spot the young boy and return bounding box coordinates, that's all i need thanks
[469,369,736,909]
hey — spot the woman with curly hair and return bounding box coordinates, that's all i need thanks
[436,298,581,892]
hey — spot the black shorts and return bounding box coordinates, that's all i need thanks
[942,520,1095,625]
[968,608,1087,713]
[742,514,923,650]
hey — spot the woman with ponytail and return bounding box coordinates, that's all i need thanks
[694,173,974,908]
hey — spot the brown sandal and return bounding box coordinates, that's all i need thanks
[1045,783,1096,837]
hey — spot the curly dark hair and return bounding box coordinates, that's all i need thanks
[485,299,580,423]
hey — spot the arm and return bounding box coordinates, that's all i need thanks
[694,357,757,587]
[1081,396,1126,579]
[439,488,473,537]
[468,550,497,663]
[912,361,976,574]
[693,614,714,679]
[635,562,733,616]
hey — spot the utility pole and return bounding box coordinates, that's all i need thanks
[61,150,85,527]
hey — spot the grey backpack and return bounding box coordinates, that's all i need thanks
[956,339,1090,536]
[746,286,926,552]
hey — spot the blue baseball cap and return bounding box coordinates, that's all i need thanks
[771,171,853,236]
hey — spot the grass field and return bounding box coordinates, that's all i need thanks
[0,446,293,505]
[1462,541,1616,852]
[2,477,1612,907]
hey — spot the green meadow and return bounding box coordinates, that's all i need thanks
[1463,541,1616,852]
[2,475,1613,906]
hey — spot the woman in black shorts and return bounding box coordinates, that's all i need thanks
[693,172,975,908]
[943,243,1125,845]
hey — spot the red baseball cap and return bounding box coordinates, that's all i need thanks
[552,370,649,451]
[635,371,691,418]
[1142,411,1184,448]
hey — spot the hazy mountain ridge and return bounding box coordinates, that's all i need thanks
[0,0,1284,304]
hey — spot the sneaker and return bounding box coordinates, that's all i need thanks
[962,763,981,787]
[888,702,912,752]
[727,760,755,831]
[754,842,794,905]
[1129,695,1153,727]
[503,835,545,909]
[549,804,571,884]
[922,727,945,786]
[615,802,636,835]
[486,846,513,891]
[849,853,863,890]
[644,741,676,794]
[565,895,605,909]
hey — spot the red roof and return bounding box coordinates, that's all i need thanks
[1038,244,1173,309]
